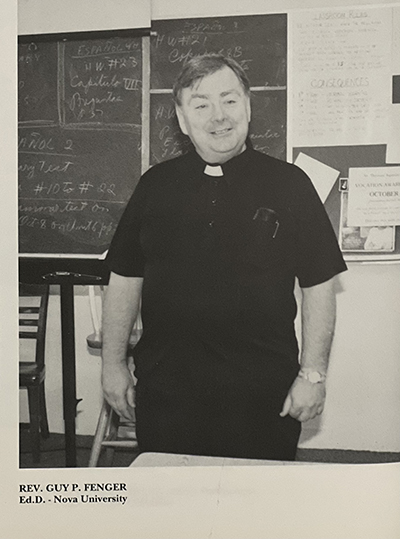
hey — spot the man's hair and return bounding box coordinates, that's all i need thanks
[172,54,250,106]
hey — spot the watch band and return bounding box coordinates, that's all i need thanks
[298,370,327,384]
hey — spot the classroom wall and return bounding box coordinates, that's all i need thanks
[18,0,400,453]
[18,0,150,35]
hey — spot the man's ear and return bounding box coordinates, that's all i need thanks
[246,94,251,123]
[175,106,188,136]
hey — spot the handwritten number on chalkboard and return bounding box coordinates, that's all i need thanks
[64,139,73,151]
[98,183,116,196]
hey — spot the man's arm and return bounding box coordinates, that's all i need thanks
[101,271,143,420]
[280,276,337,422]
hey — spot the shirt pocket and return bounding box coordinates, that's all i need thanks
[239,207,295,270]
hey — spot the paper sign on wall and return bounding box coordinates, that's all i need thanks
[289,7,392,147]
[347,166,400,227]
[294,152,339,203]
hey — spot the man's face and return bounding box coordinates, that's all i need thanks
[175,66,251,164]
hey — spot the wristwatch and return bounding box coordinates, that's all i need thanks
[298,370,327,384]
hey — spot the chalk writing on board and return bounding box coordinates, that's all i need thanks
[248,92,286,159]
[153,20,250,68]
[18,42,59,124]
[18,125,141,254]
[151,15,287,89]
[18,35,143,255]
[62,38,143,126]
[150,97,193,164]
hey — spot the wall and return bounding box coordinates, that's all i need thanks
[18,0,400,453]
[299,263,400,451]
[151,0,387,18]
[18,0,150,35]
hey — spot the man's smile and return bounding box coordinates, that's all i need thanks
[210,127,232,136]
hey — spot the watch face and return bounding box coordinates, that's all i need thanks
[308,372,322,383]
[299,370,326,383]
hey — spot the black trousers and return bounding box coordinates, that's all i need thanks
[135,361,301,461]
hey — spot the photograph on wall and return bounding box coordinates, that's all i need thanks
[339,191,395,252]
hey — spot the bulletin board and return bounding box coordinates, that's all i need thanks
[288,5,400,261]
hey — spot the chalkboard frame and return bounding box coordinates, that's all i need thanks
[18,28,150,45]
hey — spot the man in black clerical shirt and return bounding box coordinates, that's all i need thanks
[102,54,347,461]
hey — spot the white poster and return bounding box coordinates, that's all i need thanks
[347,166,400,227]
[294,152,339,202]
[289,7,392,147]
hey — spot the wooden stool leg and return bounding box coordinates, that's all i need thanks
[104,410,120,467]
[27,386,41,463]
[88,401,111,467]
[39,382,50,439]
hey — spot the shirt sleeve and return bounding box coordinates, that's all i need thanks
[105,176,147,277]
[290,166,347,288]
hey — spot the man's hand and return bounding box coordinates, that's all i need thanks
[280,376,326,422]
[101,273,142,421]
[281,277,336,422]
[102,362,136,421]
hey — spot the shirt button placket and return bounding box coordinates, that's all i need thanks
[204,175,224,245]
[208,179,219,228]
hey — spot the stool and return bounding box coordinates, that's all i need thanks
[88,399,138,467]
[86,287,142,467]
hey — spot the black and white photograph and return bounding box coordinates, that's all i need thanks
[1,0,400,537]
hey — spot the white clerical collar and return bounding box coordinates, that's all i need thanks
[204,164,224,177]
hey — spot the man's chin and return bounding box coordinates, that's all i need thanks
[207,142,245,163]
[202,150,236,164]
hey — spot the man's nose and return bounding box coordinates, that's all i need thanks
[211,102,226,122]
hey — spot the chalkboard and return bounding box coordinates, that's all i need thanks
[18,41,59,125]
[248,91,286,161]
[149,14,287,167]
[18,126,141,255]
[150,15,287,89]
[18,35,143,256]
[149,90,286,165]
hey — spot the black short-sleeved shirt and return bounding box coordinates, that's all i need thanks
[106,147,347,394]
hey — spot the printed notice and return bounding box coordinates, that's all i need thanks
[347,166,400,227]
[340,193,395,252]
[289,8,392,146]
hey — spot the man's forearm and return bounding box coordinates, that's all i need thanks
[102,272,143,366]
[281,277,337,421]
[300,277,337,374]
